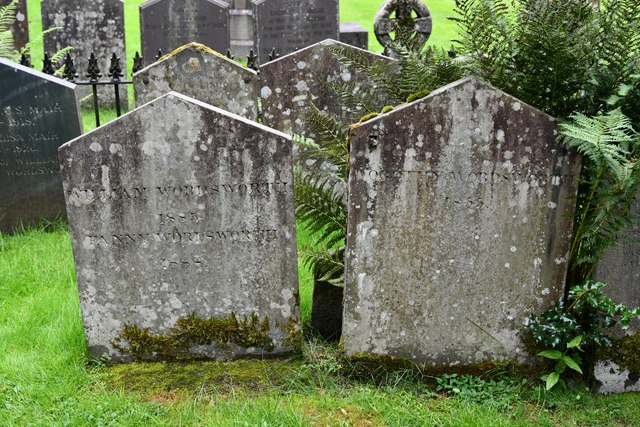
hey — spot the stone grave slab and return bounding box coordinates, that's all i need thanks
[339,22,368,50]
[140,0,230,61]
[593,195,640,393]
[59,92,299,362]
[1,0,28,51]
[253,0,339,63]
[260,39,393,137]
[343,76,581,365]
[0,58,82,233]
[133,43,259,120]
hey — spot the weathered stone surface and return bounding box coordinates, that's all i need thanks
[1,0,28,51]
[59,92,299,362]
[0,58,82,233]
[133,43,259,120]
[260,39,393,136]
[41,0,126,105]
[593,195,640,393]
[253,0,339,64]
[339,22,368,50]
[343,76,580,365]
[140,0,230,60]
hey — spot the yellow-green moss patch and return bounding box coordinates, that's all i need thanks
[599,333,640,372]
[358,112,379,123]
[406,89,431,103]
[157,42,228,63]
[381,105,394,114]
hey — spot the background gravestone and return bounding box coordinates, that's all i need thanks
[59,92,299,362]
[593,195,640,393]
[0,58,82,233]
[1,0,28,52]
[133,43,259,120]
[140,0,230,60]
[253,0,339,64]
[229,0,254,59]
[343,76,581,365]
[41,0,125,105]
[339,22,368,50]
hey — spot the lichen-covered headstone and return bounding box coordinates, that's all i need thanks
[253,0,339,63]
[140,0,230,61]
[133,43,259,120]
[59,92,299,362]
[0,58,82,233]
[260,39,393,136]
[1,0,28,51]
[343,76,580,365]
[593,196,640,393]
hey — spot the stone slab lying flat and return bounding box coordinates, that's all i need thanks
[60,92,299,362]
[0,58,82,233]
[343,76,581,366]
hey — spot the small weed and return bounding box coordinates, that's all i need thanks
[435,373,524,409]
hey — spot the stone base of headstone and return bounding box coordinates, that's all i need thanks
[311,277,343,341]
[339,22,368,50]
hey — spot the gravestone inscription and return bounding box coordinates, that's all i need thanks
[0,58,82,233]
[253,0,339,63]
[1,0,28,51]
[343,76,581,365]
[593,195,640,393]
[140,0,230,60]
[133,43,259,120]
[59,92,300,362]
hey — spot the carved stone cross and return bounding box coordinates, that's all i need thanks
[374,0,432,56]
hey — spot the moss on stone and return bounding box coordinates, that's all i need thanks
[406,89,431,103]
[279,317,303,351]
[358,112,379,123]
[381,105,394,114]
[112,312,275,361]
[157,42,229,63]
[599,333,640,372]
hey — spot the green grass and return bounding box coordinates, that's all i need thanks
[1,226,640,425]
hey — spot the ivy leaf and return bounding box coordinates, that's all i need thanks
[563,356,583,374]
[546,372,560,390]
[538,350,563,360]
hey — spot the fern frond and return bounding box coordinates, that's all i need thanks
[300,247,345,285]
[0,0,17,59]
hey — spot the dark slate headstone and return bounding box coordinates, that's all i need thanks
[593,195,640,393]
[343,77,581,365]
[133,43,259,120]
[253,0,339,63]
[339,22,368,50]
[59,92,300,362]
[260,39,393,136]
[0,58,82,233]
[140,0,230,61]
[1,0,28,51]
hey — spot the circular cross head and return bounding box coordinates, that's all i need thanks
[374,0,432,54]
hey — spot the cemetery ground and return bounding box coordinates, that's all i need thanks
[1,225,640,426]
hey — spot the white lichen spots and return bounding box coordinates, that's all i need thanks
[199,143,208,152]
[101,165,110,188]
[510,246,517,253]
[496,129,505,142]
[541,288,550,295]
[552,176,561,186]
[474,127,482,135]
[554,256,567,264]
[548,201,557,209]
[295,80,309,92]
[109,143,122,154]
[168,294,183,310]
[533,257,543,268]
[502,160,514,172]
[503,150,513,160]
[416,134,424,147]
[512,102,522,111]
[505,263,510,268]
[341,71,352,82]
[435,124,442,132]
[520,156,530,165]
[194,155,200,161]
[295,118,303,125]
[296,61,307,69]
[474,235,480,240]
[494,233,499,238]
[283,108,291,116]
[90,142,102,152]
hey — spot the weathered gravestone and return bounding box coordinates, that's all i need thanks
[41,0,126,104]
[253,0,339,63]
[59,92,299,362]
[343,76,581,365]
[1,0,28,51]
[140,0,230,61]
[0,58,82,233]
[133,43,259,120]
[339,22,368,50]
[593,195,640,393]
[260,39,393,137]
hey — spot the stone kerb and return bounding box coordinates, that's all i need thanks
[343,76,581,366]
[260,39,394,137]
[59,92,299,362]
[133,43,259,120]
[0,58,83,234]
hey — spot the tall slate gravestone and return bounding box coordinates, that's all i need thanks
[253,0,339,63]
[260,39,393,137]
[1,0,28,51]
[229,0,254,59]
[343,77,581,365]
[133,43,259,120]
[41,0,126,104]
[140,0,230,61]
[0,58,82,233]
[339,22,368,50]
[593,196,640,393]
[59,92,300,362]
